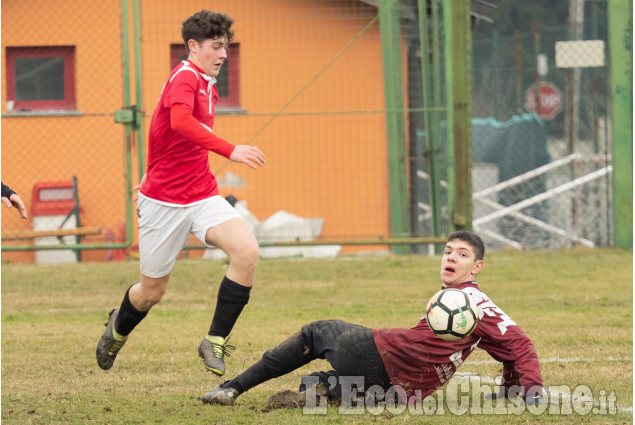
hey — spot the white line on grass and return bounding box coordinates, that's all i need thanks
[466,356,631,365]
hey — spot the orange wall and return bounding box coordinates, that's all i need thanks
[141,0,389,239]
[2,0,390,263]
[1,0,126,262]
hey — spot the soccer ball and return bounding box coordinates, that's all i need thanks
[426,288,479,341]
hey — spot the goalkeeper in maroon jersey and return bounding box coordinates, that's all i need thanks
[202,231,544,407]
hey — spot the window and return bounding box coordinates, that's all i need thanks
[170,43,241,109]
[6,46,76,111]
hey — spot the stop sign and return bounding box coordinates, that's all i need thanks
[524,81,563,120]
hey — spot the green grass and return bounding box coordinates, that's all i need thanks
[2,247,632,424]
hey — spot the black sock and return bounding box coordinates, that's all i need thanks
[221,379,245,394]
[114,286,148,336]
[208,276,251,338]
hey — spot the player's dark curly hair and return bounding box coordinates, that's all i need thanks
[181,10,234,53]
[447,231,485,261]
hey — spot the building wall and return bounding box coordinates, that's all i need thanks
[1,0,389,263]
[1,0,125,263]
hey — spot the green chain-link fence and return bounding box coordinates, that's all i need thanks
[1,0,619,264]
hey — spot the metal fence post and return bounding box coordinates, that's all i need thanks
[443,0,473,231]
[609,0,633,249]
[379,0,412,254]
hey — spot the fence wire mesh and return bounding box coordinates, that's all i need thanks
[1,0,129,263]
[471,1,612,250]
[0,0,616,264]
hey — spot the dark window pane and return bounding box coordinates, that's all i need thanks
[15,57,65,101]
[216,58,228,98]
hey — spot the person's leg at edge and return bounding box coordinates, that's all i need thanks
[199,218,259,375]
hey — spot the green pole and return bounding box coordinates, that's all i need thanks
[117,0,134,253]
[120,0,135,253]
[591,3,599,154]
[417,0,432,219]
[443,0,455,227]
[443,0,472,231]
[379,0,411,254]
[418,0,442,242]
[122,0,131,108]
[122,0,135,250]
[431,0,442,114]
[608,0,633,248]
[514,30,523,114]
[133,0,144,179]
[492,30,501,120]
[431,0,444,240]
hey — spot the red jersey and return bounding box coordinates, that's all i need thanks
[141,60,235,205]
[372,281,542,402]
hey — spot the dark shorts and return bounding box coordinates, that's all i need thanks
[235,319,392,395]
[295,320,392,397]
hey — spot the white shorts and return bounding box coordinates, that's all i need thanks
[137,194,243,278]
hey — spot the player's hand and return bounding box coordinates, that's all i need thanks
[229,145,265,169]
[485,390,551,406]
[484,385,521,401]
[523,387,548,406]
[524,393,543,406]
[132,174,146,203]
[2,193,28,219]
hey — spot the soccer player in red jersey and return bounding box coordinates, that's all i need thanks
[96,10,265,377]
[202,231,545,407]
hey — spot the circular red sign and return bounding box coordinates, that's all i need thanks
[524,82,563,120]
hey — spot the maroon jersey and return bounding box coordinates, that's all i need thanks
[372,281,542,402]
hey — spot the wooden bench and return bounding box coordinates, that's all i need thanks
[1,226,102,241]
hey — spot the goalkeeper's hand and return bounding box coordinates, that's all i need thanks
[524,393,543,406]
[523,387,550,406]
[484,386,521,401]
[485,386,546,405]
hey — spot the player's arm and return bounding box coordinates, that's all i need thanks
[169,104,265,168]
[170,103,235,157]
[475,310,543,403]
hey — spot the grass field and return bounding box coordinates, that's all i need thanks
[1,247,632,424]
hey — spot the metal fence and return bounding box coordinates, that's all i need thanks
[0,0,617,264]
[1,0,131,264]
[471,2,613,250]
